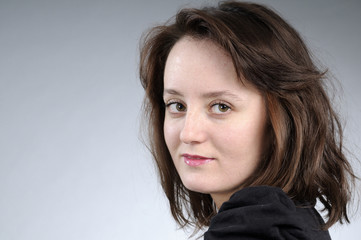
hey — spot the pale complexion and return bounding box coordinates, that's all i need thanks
[163,37,268,208]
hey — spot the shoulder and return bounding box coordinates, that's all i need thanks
[204,186,331,240]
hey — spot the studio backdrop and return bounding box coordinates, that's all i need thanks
[0,0,360,239]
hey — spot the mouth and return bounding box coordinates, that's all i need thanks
[182,154,214,167]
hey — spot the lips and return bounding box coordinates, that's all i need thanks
[182,154,214,167]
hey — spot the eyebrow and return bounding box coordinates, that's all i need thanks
[163,89,243,101]
[163,89,183,97]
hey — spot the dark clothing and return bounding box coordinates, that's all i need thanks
[204,186,331,240]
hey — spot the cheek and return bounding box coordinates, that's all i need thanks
[163,119,179,152]
[218,118,267,160]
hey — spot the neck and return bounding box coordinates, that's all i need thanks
[211,192,233,210]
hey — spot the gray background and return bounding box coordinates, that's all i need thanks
[0,0,360,239]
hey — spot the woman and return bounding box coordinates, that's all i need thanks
[139,1,356,239]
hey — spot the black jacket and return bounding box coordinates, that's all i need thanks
[204,186,331,240]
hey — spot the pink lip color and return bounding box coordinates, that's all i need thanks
[182,154,214,167]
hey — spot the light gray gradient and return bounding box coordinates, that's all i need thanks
[0,0,360,239]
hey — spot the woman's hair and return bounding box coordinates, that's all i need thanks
[139,1,356,230]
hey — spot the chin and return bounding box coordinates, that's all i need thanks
[181,175,215,194]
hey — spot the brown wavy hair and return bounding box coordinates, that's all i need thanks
[139,1,356,230]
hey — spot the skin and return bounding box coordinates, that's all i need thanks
[163,37,268,208]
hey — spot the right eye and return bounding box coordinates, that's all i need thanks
[166,102,187,113]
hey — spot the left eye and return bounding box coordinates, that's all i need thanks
[211,103,231,113]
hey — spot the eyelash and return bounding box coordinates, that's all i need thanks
[165,100,186,113]
[210,101,231,114]
[164,100,232,114]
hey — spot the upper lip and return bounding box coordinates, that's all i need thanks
[182,154,213,160]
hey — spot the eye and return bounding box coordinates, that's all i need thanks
[211,103,231,114]
[166,102,187,113]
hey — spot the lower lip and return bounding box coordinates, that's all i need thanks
[183,156,213,167]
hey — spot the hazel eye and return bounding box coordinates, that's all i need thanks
[167,102,186,113]
[211,103,231,114]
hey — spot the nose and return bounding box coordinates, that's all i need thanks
[179,110,207,144]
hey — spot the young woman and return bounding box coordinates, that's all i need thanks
[139,1,356,239]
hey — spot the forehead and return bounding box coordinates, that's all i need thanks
[166,37,231,70]
[164,37,238,87]
[162,37,263,101]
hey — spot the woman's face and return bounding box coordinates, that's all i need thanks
[163,37,268,206]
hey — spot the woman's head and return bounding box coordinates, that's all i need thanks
[140,1,354,230]
[163,37,268,208]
